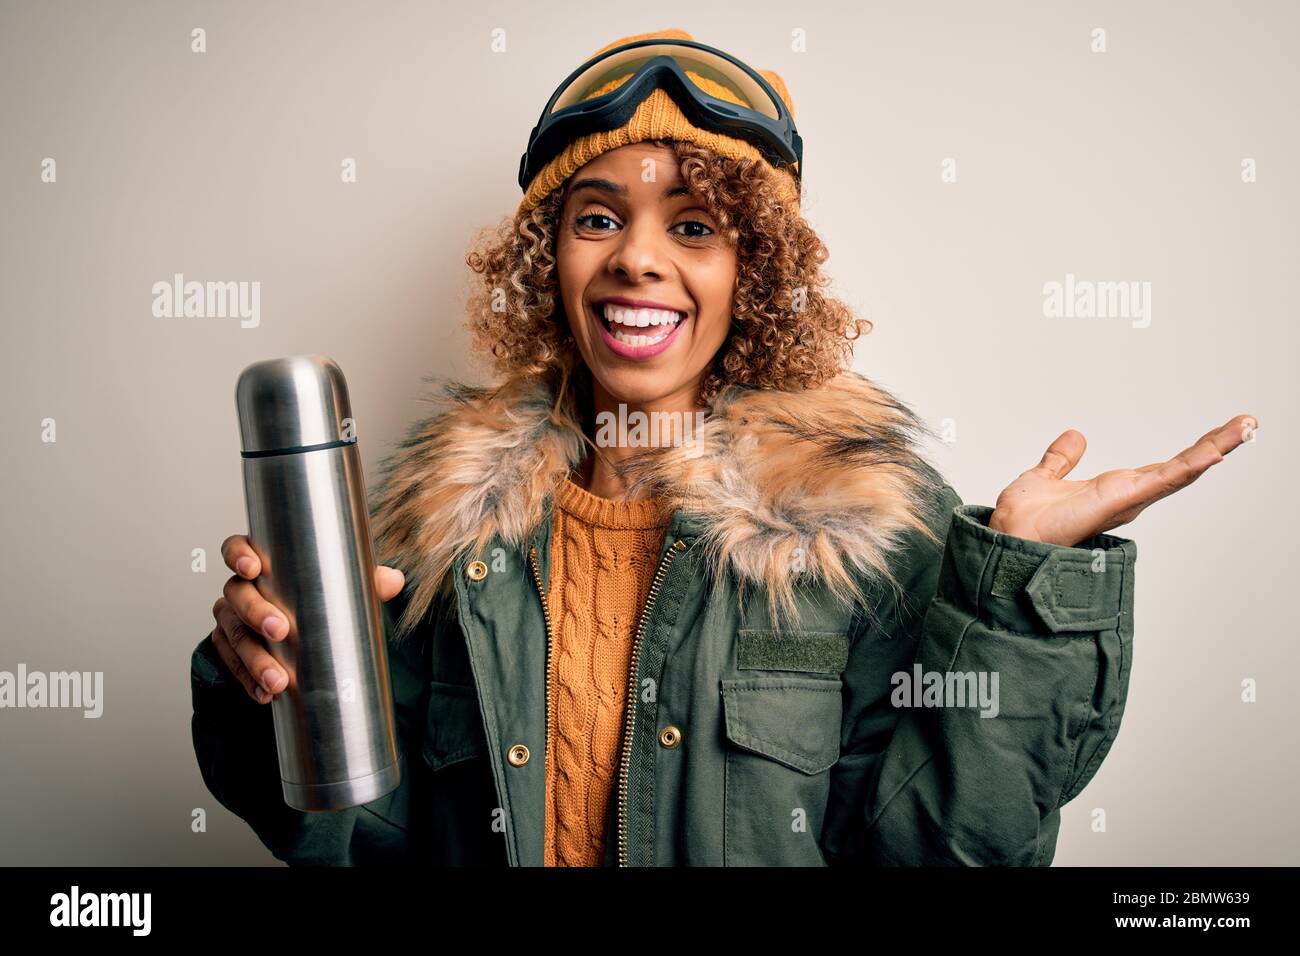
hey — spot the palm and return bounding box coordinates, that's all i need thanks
[988,415,1259,547]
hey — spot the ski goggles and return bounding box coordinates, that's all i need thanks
[517,37,803,192]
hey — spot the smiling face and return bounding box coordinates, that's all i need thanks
[556,142,738,411]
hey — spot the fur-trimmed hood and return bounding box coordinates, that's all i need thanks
[367,367,948,640]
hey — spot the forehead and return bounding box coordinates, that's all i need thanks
[567,143,683,190]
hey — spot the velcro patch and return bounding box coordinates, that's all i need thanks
[991,550,1042,598]
[736,629,850,674]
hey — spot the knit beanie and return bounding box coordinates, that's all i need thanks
[518,28,801,218]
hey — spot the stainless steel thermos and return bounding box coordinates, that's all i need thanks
[234,354,400,812]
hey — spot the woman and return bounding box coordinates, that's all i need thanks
[190,29,1256,866]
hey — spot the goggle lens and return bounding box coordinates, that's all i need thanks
[549,42,782,121]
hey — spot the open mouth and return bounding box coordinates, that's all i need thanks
[591,302,688,349]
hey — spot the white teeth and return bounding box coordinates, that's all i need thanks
[602,304,684,328]
[595,303,686,348]
[611,325,672,346]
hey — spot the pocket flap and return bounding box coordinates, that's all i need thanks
[720,677,843,774]
[422,680,488,771]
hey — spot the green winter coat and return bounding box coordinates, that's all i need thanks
[189,369,1137,866]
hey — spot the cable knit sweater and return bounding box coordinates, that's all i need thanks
[542,474,671,867]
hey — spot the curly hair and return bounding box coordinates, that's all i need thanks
[463,138,870,406]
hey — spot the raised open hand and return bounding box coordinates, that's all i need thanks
[988,414,1258,547]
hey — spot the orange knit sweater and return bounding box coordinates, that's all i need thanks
[543,475,671,867]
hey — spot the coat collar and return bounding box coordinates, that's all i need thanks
[369,367,947,641]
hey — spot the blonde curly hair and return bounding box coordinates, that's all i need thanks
[464,138,870,406]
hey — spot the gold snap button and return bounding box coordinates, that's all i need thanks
[466,560,488,581]
[507,743,530,766]
[659,725,682,748]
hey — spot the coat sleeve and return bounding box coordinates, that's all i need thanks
[188,592,427,865]
[821,480,1137,865]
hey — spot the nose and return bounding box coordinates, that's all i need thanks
[606,217,667,282]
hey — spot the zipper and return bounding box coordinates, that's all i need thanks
[527,545,554,816]
[616,536,687,867]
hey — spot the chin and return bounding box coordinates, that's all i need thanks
[591,365,682,406]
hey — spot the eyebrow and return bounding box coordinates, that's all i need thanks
[568,177,691,200]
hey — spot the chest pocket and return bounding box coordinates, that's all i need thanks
[422,680,489,771]
[720,675,843,866]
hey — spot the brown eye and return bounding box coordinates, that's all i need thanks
[672,220,714,238]
[576,213,619,231]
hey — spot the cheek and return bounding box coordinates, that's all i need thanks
[694,257,738,341]
[554,239,584,335]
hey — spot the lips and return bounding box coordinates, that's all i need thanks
[589,301,689,360]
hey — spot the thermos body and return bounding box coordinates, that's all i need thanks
[235,355,400,812]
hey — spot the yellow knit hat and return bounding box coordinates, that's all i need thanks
[518,28,801,217]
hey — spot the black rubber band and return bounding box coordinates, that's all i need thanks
[241,438,357,459]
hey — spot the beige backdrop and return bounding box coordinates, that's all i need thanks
[1,0,1295,865]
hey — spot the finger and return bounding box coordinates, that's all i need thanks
[1235,414,1260,445]
[1029,429,1087,480]
[214,597,288,697]
[376,566,405,603]
[1111,414,1257,513]
[223,574,290,643]
[208,617,271,703]
[220,534,260,580]
[1186,414,1258,459]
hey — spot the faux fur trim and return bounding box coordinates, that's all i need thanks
[368,368,947,641]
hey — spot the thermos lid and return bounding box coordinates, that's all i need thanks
[235,355,356,456]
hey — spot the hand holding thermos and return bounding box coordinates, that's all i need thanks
[208,554,403,705]
[204,355,404,812]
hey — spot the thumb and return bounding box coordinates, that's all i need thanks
[375,565,406,602]
[1031,429,1087,480]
